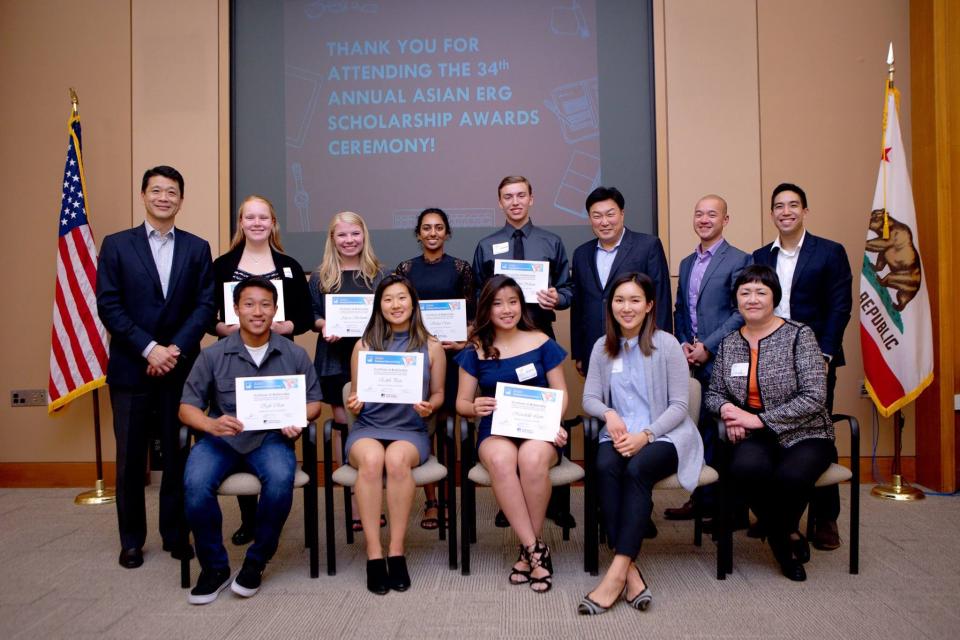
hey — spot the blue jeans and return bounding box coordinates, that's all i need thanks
[184,432,296,570]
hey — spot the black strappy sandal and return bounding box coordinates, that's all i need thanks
[508,544,532,585]
[527,539,553,593]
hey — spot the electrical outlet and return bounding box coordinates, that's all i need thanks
[10,389,47,407]
[858,380,869,399]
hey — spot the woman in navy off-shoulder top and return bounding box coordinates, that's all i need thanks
[455,275,568,594]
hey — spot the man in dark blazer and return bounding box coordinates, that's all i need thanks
[570,186,672,376]
[752,182,852,551]
[96,165,216,568]
[665,194,749,522]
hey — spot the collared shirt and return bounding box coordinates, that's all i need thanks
[472,219,572,309]
[181,331,322,454]
[687,238,725,335]
[595,229,625,288]
[772,231,806,319]
[145,220,175,298]
[600,336,652,443]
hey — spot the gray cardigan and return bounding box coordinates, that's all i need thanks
[582,330,704,492]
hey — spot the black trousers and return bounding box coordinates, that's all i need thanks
[727,431,834,541]
[692,366,719,513]
[597,440,678,558]
[811,362,840,523]
[110,385,187,550]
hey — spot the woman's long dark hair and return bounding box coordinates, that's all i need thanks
[468,275,535,359]
[604,272,658,357]
[362,274,432,351]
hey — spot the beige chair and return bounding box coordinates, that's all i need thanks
[458,414,585,576]
[178,423,319,587]
[322,382,456,575]
[583,377,720,575]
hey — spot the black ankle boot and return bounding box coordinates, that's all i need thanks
[387,555,411,592]
[366,558,389,595]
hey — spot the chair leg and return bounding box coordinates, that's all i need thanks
[323,433,337,577]
[693,499,703,547]
[180,549,191,588]
[343,485,354,544]
[447,452,458,570]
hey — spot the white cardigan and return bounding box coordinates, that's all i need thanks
[582,330,704,492]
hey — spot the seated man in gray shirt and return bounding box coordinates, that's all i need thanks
[179,277,321,605]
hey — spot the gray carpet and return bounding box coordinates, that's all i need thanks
[0,485,958,639]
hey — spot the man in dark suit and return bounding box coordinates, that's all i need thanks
[664,194,749,522]
[570,186,672,376]
[96,165,216,568]
[752,182,852,550]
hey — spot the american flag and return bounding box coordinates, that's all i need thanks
[48,110,108,413]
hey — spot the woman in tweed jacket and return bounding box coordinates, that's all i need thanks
[705,265,834,582]
[578,273,703,615]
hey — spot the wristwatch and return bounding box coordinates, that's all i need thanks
[642,429,655,444]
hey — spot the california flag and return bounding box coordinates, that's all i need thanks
[859,85,933,417]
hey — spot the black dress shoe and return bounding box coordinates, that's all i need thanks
[663,499,695,520]
[547,509,577,529]
[769,536,806,582]
[163,541,195,560]
[811,520,841,551]
[366,558,390,595]
[779,559,807,581]
[118,548,143,569]
[231,524,255,546]
[387,555,411,592]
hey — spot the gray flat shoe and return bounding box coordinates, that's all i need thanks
[578,593,613,615]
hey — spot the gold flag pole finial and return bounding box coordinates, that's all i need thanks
[69,88,79,115]
[887,43,895,87]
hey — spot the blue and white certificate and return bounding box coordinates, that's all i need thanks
[491,382,564,442]
[419,299,468,341]
[494,259,550,301]
[223,280,286,325]
[235,374,307,431]
[325,294,374,337]
[356,351,424,404]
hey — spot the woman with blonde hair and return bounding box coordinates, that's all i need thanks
[309,212,386,529]
[211,194,313,546]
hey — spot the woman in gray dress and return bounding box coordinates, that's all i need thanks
[345,274,446,595]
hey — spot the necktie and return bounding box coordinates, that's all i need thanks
[512,228,525,260]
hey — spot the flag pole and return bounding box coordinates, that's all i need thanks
[64,88,115,506]
[75,388,115,505]
[868,44,924,502]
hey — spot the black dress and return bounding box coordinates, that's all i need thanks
[396,254,474,412]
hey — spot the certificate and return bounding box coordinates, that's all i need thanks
[223,280,286,325]
[494,259,550,301]
[235,374,307,431]
[356,350,424,404]
[419,299,468,342]
[491,382,564,442]
[325,294,374,337]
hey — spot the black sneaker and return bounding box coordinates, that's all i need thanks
[188,567,231,605]
[231,558,264,597]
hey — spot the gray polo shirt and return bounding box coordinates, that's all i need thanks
[181,331,321,453]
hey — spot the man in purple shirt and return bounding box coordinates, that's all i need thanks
[665,194,749,522]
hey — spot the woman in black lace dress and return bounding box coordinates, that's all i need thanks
[395,208,474,529]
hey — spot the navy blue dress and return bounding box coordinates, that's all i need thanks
[345,331,432,464]
[455,338,567,448]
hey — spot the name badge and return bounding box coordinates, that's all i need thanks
[515,363,537,382]
[611,357,623,373]
[492,241,509,255]
[730,362,749,377]
[283,267,293,278]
